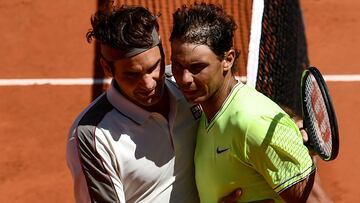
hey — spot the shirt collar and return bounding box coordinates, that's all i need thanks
[106,79,181,125]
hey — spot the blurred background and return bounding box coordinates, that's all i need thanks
[0,0,359,202]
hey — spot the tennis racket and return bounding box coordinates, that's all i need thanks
[301,67,339,161]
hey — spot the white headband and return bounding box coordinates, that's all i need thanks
[101,28,160,61]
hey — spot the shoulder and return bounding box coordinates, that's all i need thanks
[67,93,113,140]
[78,94,113,126]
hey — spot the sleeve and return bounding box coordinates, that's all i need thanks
[245,112,316,193]
[66,126,125,203]
[66,132,91,203]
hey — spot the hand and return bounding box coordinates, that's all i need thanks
[220,188,242,203]
[220,188,274,203]
[293,118,317,156]
[280,104,317,156]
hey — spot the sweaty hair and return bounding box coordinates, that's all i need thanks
[86,5,160,50]
[170,2,239,72]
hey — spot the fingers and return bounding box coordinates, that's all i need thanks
[299,127,309,143]
[220,188,242,203]
[300,128,317,156]
[219,188,275,203]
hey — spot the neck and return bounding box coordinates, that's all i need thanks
[145,89,170,119]
[201,75,237,122]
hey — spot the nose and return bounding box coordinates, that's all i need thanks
[141,74,156,90]
[178,69,193,86]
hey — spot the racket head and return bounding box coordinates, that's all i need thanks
[301,67,339,161]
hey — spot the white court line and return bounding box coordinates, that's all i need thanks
[0,75,359,86]
[0,78,111,86]
[323,75,360,82]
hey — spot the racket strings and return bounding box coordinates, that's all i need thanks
[304,76,332,157]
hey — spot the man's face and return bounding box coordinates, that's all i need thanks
[171,39,225,104]
[106,46,166,108]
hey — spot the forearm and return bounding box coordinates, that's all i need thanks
[306,158,333,203]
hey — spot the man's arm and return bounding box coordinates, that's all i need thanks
[284,110,333,203]
[221,106,332,203]
[66,134,92,203]
[306,167,334,203]
[277,162,333,203]
[279,171,315,203]
[67,126,125,203]
[219,172,330,203]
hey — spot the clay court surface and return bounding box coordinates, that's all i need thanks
[0,0,359,202]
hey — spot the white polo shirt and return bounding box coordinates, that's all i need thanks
[66,79,201,203]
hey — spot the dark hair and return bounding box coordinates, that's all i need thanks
[86,5,160,50]
[170,2,239,72]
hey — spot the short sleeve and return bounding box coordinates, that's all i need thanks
[245,113,316,193]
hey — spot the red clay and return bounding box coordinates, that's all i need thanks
[0,0,359,202]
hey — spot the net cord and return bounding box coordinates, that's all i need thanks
[246,0,264,87]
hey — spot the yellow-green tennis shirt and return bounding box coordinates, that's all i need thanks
[194,82,315,203]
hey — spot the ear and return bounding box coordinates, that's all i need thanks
[100,57,113,77]
[223,49,236,72]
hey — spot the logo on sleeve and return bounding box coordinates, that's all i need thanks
[190,104,202,120]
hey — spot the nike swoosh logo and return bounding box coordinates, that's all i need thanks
[216,147,229,154]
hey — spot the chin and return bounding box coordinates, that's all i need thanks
[136,92,162,106]
[140,101,156,107]
[143,98,162,107]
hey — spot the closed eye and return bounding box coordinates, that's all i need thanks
[123,59,162,78]
[148,59,161,74]
[170,61,207,75]
[189,63,207,74]
[124,72,140,78]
